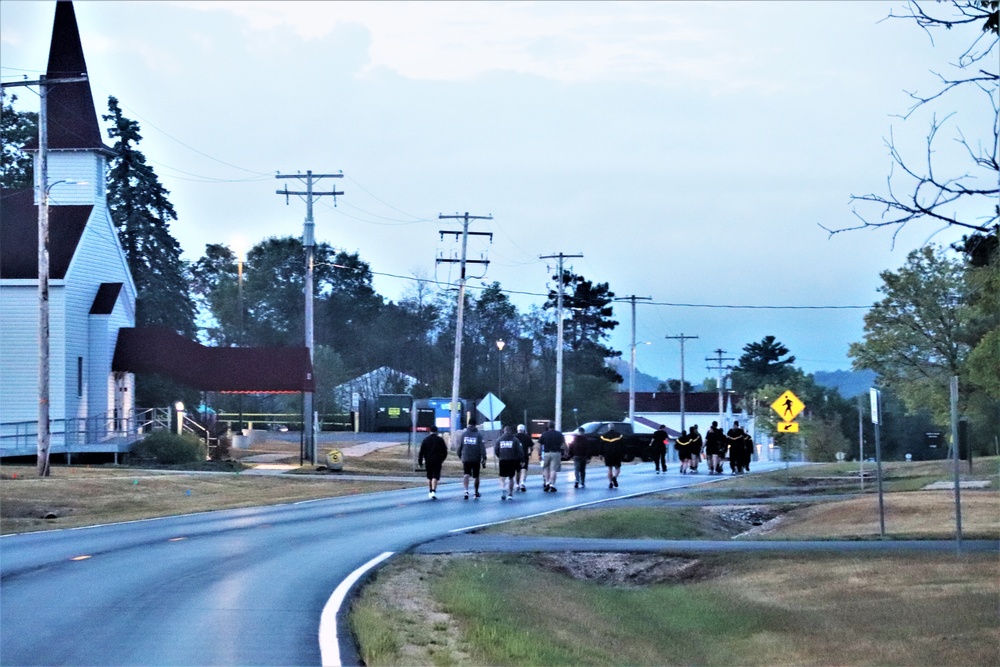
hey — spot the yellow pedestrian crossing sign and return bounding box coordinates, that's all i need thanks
[776,421,800,433]
[771,390,805,422]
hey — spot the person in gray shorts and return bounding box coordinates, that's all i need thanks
[538,421,566,492]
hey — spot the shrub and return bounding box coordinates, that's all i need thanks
[211,433,232,461]
[130,430,206,465]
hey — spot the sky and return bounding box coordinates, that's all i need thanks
[1,1,985,386]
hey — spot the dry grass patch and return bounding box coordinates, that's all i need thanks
[0,464,414,534]
[759,490,1000,539]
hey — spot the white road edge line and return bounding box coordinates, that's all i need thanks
[319,550,394,667]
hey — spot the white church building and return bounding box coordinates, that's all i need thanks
[0,2,137,457]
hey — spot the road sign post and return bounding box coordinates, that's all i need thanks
[870,388,886,538]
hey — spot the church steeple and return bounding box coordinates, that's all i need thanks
[44,1,103,150]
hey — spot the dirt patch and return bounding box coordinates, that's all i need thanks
[533,551,710,587]
[704,504,785,536]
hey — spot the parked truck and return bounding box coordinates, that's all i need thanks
[564,421,654,462]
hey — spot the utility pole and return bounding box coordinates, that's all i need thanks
[706,348,734,428]
[4,73,88,477]
[438,213,492,446]
[614,295,650,424]
[665,334,699,433]
[540,252,583,431]
[276,170,344,465]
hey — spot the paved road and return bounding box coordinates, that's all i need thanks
[0,462,789,666]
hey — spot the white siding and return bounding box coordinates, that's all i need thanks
[33,151,104,206]
[0,285,41,424]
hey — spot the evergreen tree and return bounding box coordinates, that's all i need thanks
[730,335,797,394]
[0,92,37,189]
[104,96,195,337]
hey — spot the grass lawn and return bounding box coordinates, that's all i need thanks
[0,462,418,534]
[352,552,999,667]
[351,458,1000,666]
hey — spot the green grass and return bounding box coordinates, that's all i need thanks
[485,506,727,540]
[349,595,404,665]
[431,555,789,666]
[420,554,999,666]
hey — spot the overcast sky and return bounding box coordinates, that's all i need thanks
[1,1,981,385]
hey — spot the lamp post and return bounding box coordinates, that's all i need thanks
[496,339,505,399]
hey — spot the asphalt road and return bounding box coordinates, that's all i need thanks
[1,461,787,666]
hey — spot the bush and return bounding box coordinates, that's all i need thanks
[211,433,232,461]
[129,430,206,465]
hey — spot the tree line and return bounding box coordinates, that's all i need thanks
[2,1,995,458]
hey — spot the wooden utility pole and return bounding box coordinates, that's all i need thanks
[540,252,583,431]
[614,295,650,425]
[665,334,699,432]
[705,348,734,427]
[276,171,343,464]
[3,73,88,477]
[438,213,492,446]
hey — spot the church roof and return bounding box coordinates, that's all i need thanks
[25,1,107,152]
[0,188,92,280]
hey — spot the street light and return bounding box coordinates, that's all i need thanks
[496,339,505,399]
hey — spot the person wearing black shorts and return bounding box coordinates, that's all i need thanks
[494,425,524,501]
[417,425,448,499]
[600,425,625,489]
[457,418,487,499]
[650,425,668,474]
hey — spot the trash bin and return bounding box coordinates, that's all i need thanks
[326,449,343,472]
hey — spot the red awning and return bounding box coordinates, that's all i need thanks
[112,327,315,393]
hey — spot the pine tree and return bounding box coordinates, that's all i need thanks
[103,96,195,337]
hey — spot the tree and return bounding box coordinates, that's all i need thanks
[545,270,621,383]
[0,92,37,189]
[238,237,319,346]
[730,335,797,394]
[849,245,972,423]
[104,97,196,407]
[188,243,240,346]
[834,0,998,239]
[104,97,195,337]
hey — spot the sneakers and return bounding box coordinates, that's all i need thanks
[429,491,437,500]
[609,482,614,489]
[574,482,579,489]
[543,483,550,492]
[474,492,481,499]
[580,483,585,488]
[464,491,469,500]
[612,477,618,488]
[549,486,556,493]
[520,484,527,492]
[501,492,507,501]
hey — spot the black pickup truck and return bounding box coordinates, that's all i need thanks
[564,421,655,462]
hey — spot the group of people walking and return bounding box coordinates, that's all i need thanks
[416,418,756,500]
[675,420,753,475]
